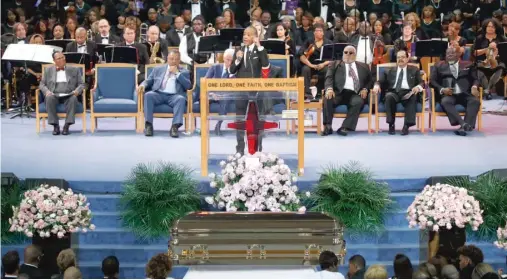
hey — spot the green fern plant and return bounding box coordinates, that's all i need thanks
[447,173,507,241]
[120,162,201,239]
[306,162,393,234]
[1,181,33,244]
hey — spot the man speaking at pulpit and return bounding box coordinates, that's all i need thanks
[229,26,270,155]
[39,51,85,136]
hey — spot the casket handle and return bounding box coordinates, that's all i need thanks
[189,244,209,261]
[246,244,266,260]
[304,244,323,262]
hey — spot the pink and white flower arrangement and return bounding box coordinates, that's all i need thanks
[9,184,95,238]
[406,183,483,231]
[205,152,306,213]
[494,222,507,250]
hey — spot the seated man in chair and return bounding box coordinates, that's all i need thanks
[372,49,424,135]
[39,51,85,136]
[139,50,192,138]
[322,45,372,136]
[430,47,481,136]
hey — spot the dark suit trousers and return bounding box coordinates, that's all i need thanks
[385,91,417,127]
[235,98,265,154]
[441,94,480,128]
[45,94,78,125]
[302,65,327,99]
[323,89,364,130]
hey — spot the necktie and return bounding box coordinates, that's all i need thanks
[102,37,108,39]
[395,68,404,93]
[56,67,65,71]
[450,63,458,79]
[348,65,359,92]
[177,30,183,34]
[245,47,250,69]
[222,69,229,78]
[162,69,171,89]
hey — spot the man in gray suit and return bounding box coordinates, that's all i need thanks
[139,50,192,138]
[39,51,85,135]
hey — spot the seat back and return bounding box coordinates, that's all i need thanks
[376,62,420,103]
[194,64,212,102]
[384,45,394,63]
[40,64,85,102]
[95,63,137,101]
[268,54,290,78]
[463,45,472,61]
[145,64,158,79]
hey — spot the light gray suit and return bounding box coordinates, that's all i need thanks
[39,65,85,125]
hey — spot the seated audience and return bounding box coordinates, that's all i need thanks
[146,253,172,279]
[418,262,438,279]
[364,264,388,279]
[2,251,20,279]
[52,249,76,279]
[393,254,413,279]
[457,245,484,279]
[102,256,120,279]
[472,263,496,279]
[347,254,366,279]
[441,264,460,279]
[429,255,448,278]
[317,251,345,279]
[18,245,43,279]
[63,267,81,279]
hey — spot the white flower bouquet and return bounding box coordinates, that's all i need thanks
[9,184,95,238]
[494,222,507,250]
[406,183,483,231]
[205,152,306,212]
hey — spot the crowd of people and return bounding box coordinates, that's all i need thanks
[2,243,506,279]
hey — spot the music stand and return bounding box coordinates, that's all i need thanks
[415,40,448,61]
[2,44,60,118]
[103,46,138,64]
[96,43,113,63]
[498,42,507,64]
[63,52,92,72]
[318,43,349,61]
[45,39,73,50]
[219,28,245,48]
[260,40,286,55]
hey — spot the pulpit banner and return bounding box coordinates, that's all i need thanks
[205,78,299,92]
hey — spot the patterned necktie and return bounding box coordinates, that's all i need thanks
[162,69,172,89]
[222,69,229,78]
[348,65,359,92]
[395,68,404,93]
[244,47,250,69]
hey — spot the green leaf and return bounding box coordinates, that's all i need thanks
[120,162,201,240]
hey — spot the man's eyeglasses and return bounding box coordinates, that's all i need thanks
[343,51,355,55]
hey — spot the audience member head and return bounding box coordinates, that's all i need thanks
[29,34,44,45]
[365,264,388,279]
[53,51,66,68]
[348,254,366,277]
[502,12,507,26]
[243,26,257,46]
[274,23,288,39]
[482,19,502,37]
[98,19,111,36]
[402,21,414,38]
[368,12,378,27]
[75,27,87,45]
[422,5,436,20]
[373,20,383,35]
[215,16,226,30]
[471,263,495,279]
[357,21,371,37]
[334,17,342,30]
[445,47,460,64]
[223,48,235,69]
[441,264,460,279]
[261,11,271,26]
[23,245,42,266]
[52,24,65,39]
[413,269,431,279]
[457,245,484,270]
[429,255,448,278]
[166,50,181,67]
[319,251,339,272]
[251,20,265,40]
[66,17,77,33]
[381,13,391,26]
[147,25,160,43]
[301,12,314,28]
[146,253,172,279]
[448,22,461,38]
[13,23,27,39]
[313,16,325,26]
[342,45,357,64]
[418,262,438,279]
[182,9,192,23]
[405,12,421,30]
[2,251,20,276]
[251,7,262,22]
[343,17,356,33]
[192,15,205,34]
[102,256,120,279]
[393,254,413,279]
[313,23,325,40]
[6,9,18,24]
[123,26,136,44]
[174,16,185,31]
[147,8,158,23]
[281,16,292,30]
[57,249,77,273]
[222,9,236,28]
[63,267,82,279]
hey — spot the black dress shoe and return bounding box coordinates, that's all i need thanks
[321,125,333,136]
[463,123,473,132]
[336,127,348,136]
[486,93,493,100]
[401,125,409,136]
[52,125,60,136]
[388,124,395,135]
[170,125,179,138]
[215,120,223,136]
[62,124,70,135]
[145,122,153,137]
[454,127,467,136]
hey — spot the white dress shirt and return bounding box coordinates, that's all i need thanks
[343,62,360,92]
[356,37,373,65]
[449,62,462,94]
[77,44,87,54]
[395,67,410,90]
[101,33,110,44]
[191,2,202,18]
[56,68,67,83]
[17,39,25,44]
[179,33,198,65]
[234,44,266,66]
[161,66,179,94]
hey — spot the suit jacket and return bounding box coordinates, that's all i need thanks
[141,65,192,97]
[229,44,270,78]
[430,60,479,101]
[65,41,98,62]
[93,33,121,45]
[18,264,43,279]
[39,65,85,96]
[378,65,423,96]
[166,27,191,47]
[145,39,169,61]
[350,34,375,52]
[205,63,235,79]
[268,65,283,78]
[325,61,372,94]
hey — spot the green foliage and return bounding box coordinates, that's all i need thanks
[307,162,393,234]
[120,162,201,239]
[1,181,34,244]
[447,173,507,241]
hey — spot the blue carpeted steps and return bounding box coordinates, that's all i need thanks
[2,180,506,279]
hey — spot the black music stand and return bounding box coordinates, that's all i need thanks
[197,35,226,62]
[415,40,448,61]
[219,28,245,48]
[260,40,286,55]
[45,40,72,50]
[96,43,113,63]
[63,52,92,72]
[103,46,138,64]
[318,43,349,61]
[498,42,507,64]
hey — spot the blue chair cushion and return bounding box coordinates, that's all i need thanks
[154,104,188,114]
[273,103,286,114]
[38,102,84,114]
[435,103,466,113]
[377,102,423,113]
[269,58,288,78]
[93,98,138,113]
[334,104,370,114]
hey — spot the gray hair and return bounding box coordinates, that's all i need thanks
[441,265,459,279]
[76,27,86,34]
[224,48,235,58]
[148,25,160,33]
[471,263,495,279]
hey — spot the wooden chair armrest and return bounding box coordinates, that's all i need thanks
[35,89,40,105]
[431,88,435,113]
[187,89,193,115]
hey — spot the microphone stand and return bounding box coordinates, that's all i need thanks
[10,60,34,119]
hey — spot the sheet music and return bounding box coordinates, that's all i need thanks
[320,4,328,23]
[1,44,33,61]
[33,45,63,63]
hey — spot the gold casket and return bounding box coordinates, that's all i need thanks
[168,212,346,265]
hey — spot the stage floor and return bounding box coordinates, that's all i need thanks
[1,113,507,181]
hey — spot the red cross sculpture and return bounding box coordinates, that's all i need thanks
[227,101,278,155]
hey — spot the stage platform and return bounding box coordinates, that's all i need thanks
[2,113,507,279]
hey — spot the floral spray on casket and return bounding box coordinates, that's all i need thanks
[205,152,307,213]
